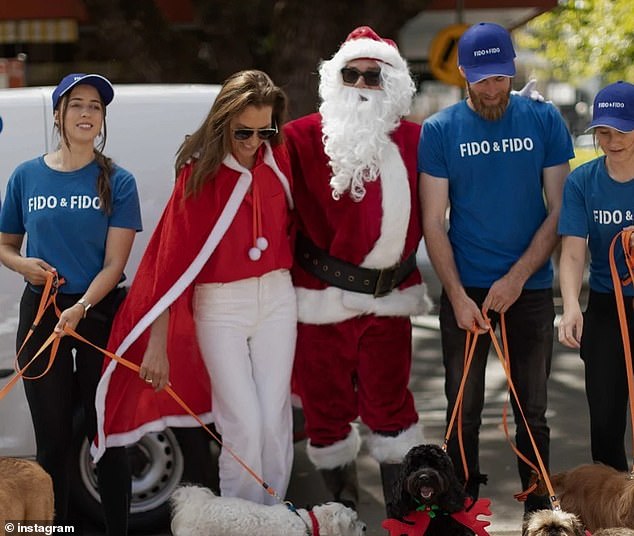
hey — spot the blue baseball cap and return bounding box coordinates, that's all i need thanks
[458,22,516,84]
[52,73,114,110]
[587,81,634,133]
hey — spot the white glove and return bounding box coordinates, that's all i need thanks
[512,79,547,103]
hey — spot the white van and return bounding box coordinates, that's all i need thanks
[0,84,221,530]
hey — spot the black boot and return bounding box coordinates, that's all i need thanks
[319,463,359,510]
[465,472,488,500]
[380,462,403,518]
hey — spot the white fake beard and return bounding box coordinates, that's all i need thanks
[320,87,401,202]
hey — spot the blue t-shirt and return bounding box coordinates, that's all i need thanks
[419,95,574,289]
[559,156,634,296]
[0,156,143,294]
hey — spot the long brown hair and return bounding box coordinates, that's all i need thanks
[176,70,288,197]
[56,93,113,215]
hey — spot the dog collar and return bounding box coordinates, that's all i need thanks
[308,509,320,536]
[415,503,446,518]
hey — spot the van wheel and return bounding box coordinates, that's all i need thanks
[70,427,184,531]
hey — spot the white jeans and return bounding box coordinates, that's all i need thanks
[193,269,297,504]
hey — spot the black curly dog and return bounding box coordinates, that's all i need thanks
[389,444,475,536]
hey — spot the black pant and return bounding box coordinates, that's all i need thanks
[17,286,131,535]
[581,290,634,471]
[439,288,553,509]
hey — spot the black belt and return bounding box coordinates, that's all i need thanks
[295,233,417,298]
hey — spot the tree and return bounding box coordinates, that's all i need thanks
[80,0,431,118]
[515,0,634,85]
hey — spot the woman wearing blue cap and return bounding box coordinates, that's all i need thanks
[0,73,141,533]
[559,81,634,471]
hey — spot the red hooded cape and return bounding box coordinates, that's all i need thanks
[92,143,292,461]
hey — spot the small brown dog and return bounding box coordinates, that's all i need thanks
[594,529,634,536]
[552,463,634,532]
[0,457,54,533]
[522,509,585,536]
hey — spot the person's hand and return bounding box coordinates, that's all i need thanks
[139,342,170,392]
[482,274,523,314]
[451,294,489,334]
[513,79,546,103]
[558,305,583,348]
[54,302,85,338]
[19,258,56,286]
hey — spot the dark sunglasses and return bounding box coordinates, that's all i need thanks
[232,126,278,141]
[340,67,382,87]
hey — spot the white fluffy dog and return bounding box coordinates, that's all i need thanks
[170,485,367,536]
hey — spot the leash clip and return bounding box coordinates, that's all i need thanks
[48,272,63,296]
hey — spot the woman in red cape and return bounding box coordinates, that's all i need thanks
[93,70,296,505]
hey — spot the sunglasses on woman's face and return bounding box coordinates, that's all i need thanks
[340,67,382,87]
[232,126,278,141]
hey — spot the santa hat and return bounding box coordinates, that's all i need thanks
[328,25,408,73]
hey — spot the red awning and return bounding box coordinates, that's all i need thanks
[0,0,195,24]
[0,0,88,22]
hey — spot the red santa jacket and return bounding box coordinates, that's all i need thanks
[92,143,293,461]
[283,112,428,324]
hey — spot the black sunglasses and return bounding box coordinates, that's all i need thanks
[340,67,382,87]
[232,126,278,141]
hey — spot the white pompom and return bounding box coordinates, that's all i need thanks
[248,247,261,261]
[256,236,269,251]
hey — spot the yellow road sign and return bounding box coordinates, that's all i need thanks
[428,23,469,87]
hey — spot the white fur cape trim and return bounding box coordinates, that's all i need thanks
[296,282,430,324]
[367,424,424,463]
[330,37,407,72]
[307,424,361,469]
[361,141,409,269]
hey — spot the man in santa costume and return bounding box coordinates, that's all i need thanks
[283,26,428,514]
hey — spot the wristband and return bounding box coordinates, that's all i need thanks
[77,298,92,318]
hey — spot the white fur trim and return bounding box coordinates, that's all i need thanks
[331,37,407,73]
[262,142,294,209]
[90,413,214,460]
[361,141,410,268]
[296,282,430,324]
[306,424,361,469]
[93,144,290,462]
[367,424,424,463]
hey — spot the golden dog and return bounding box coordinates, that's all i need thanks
[593,529,634,536]
[551,463,634,532]
[0,457,54,534]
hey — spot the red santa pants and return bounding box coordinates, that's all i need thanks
[294,315,418,446]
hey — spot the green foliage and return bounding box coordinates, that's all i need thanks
[515,0,634,83]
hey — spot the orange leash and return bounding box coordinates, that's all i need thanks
[608,229,634,475]
[486,314,559,508]
[0,272,287,503]
[0,273,65,402]
[63,325,284,501]
[444,314,560,509]
[443,327,480,487]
